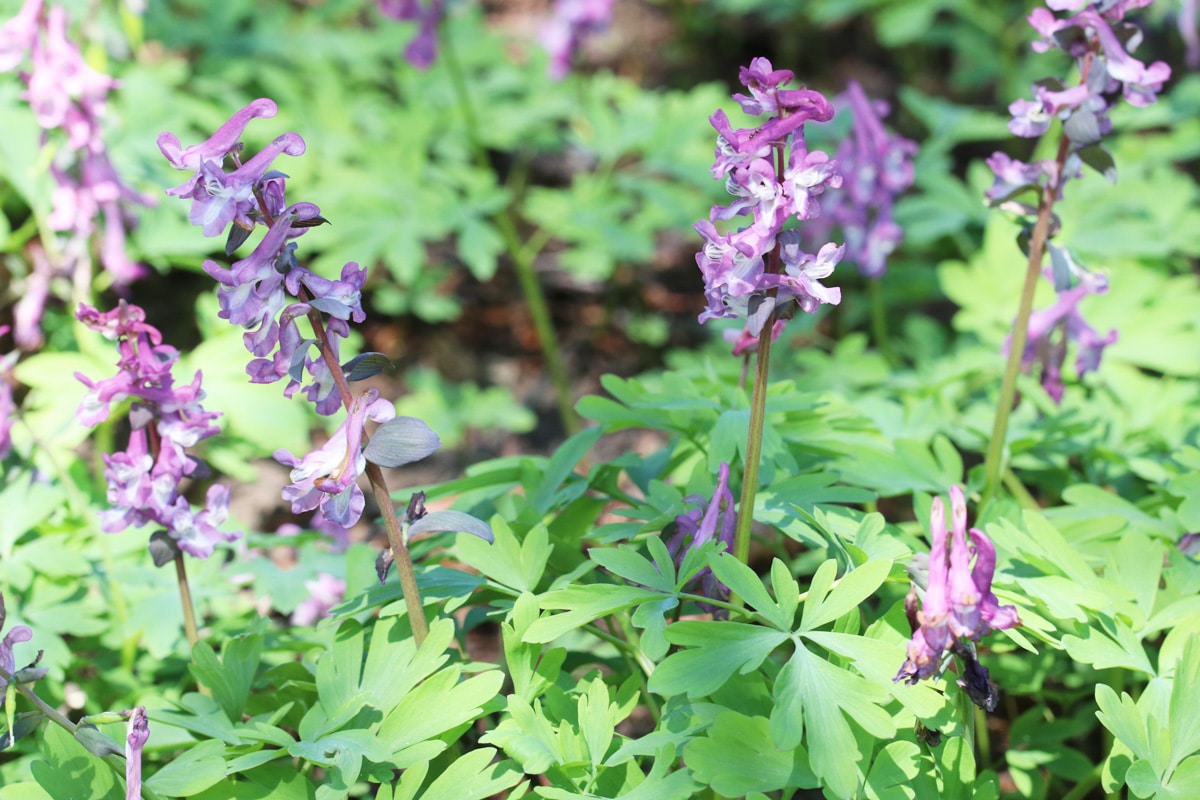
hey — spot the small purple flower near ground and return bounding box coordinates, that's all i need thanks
[124,706,148,800]
[376,0,445,69]
[291,572,347,626]
[895,486,1020,708]
[667,462,737,615]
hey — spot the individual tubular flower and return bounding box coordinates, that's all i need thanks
[0,593,34,692]
[695,58,842,344]
[895,486,1020,702]
[273,388,397,528]
[540,0,615,80]
[818,80,917,279]
[74,301,240,559]
[124,707,148,800]
[666,463,738,616]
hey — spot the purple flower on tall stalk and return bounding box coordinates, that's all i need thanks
[74,301,240,559]
[273,388,399,527]
[0,0,152,349]
[696,58,843,353]
[667,463,737,615]
[540,0,615,80]
[1004,253,1117,402]
[985,0,1167,402]
[816,80,917,279]
[159,101,452,536]
[159,101,367,419]
[896,486,1020,705]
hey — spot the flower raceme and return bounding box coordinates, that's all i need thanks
[985,0,1169,401]
[158,99,481,543]
[816,80,917,280]
[895,486,1020,706]
[0,0,153,349]
[696,58,844,353]
[74,301,239,559]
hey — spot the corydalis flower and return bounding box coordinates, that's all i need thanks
[273,388,410,528]
[0,327,18,459]
[74,301,240,558]
[696,58,842,341]
[1006,255,1117,402]
[667,462,737,615]
[819,80,917,279]
[0,0,152,346]
[0,593,33,692]
[160,102,371,417]
[124,706,148,800]
[377,0,444,69]
[291,572,346,626]
[895,486,1019,697]
[540,0,615,80]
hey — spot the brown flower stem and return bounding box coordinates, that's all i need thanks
[304,307,428,645]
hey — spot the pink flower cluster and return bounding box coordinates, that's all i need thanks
[895,486,1020,688]
[74,301,239,559]
[696,58,844,352]
[0,0,152,349]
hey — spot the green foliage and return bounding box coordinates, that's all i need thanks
[1,0,1198,799]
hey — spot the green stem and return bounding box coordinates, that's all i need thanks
[733,320,773,567]
[173,554,200,649]
[439,29,579,435]
[0,668,166,800]
[1060,763,1103,800]
[868,278,894,364]
[610,613,661,724]
[1002,468,1039,510]
[980,135,1070,512]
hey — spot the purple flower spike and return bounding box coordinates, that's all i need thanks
[695,59,842,334]
[76,301,240,559]
[1004,257,1117,403]
[377,0,447,70]
[540,0,615,80]
[896,486,1020,689]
